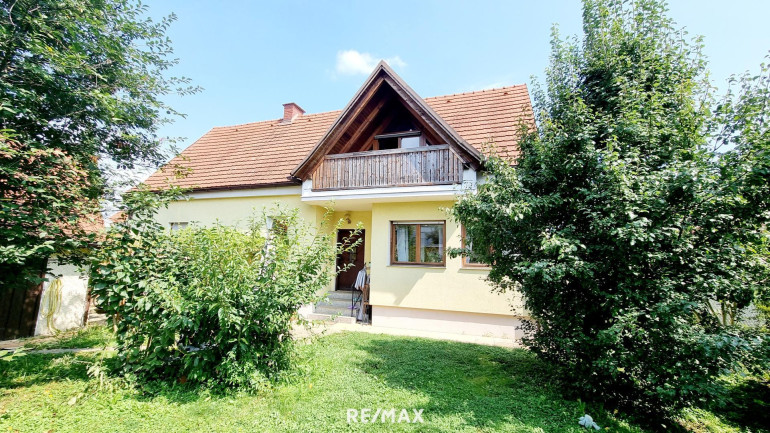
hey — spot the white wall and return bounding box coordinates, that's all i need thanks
[372,305,525,340]
[34,258,89,336]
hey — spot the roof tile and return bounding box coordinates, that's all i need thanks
[144,85,533,191]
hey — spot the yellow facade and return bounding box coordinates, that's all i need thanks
[153,190,524,319]
[154,188,317,229]
[368,201,523,316]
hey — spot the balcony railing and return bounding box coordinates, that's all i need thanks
[311,144,463,191]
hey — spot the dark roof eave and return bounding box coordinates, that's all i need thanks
[184,180,300,194]
[145,180,300,195]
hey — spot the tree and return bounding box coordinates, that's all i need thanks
[0,0,195,289]
[452,0,769,415]
[0,130,97,286]
[711,61,770,327]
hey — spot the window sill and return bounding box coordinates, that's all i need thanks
[460,265,492,271]
[388,264,446,269]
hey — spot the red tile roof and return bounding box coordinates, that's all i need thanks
[143,85,533,191]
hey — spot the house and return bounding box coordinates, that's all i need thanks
[143,61,534,340]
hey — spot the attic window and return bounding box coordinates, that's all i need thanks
[378,136,398,150]
[375,131,423,150]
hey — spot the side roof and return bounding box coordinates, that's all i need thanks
[143,79,533,192]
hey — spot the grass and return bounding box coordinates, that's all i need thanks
[0,331,764,432]
[680,373,770,433]
[23,325,116,350]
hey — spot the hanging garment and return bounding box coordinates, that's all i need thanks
[354,268,369,290]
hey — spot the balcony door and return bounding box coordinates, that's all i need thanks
[335,229,366,291]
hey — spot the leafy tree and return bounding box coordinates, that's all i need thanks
[0,130,97,286]
[453,0,769,415]
[0,0,195,289]
[711,61,770,327]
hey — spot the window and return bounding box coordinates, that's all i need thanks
[169,222,188,231]
[462,226,488,267]
[375,131,423,150]
[266,216,288,236]
[391,221,445,265]
[378,136,399,150]
[400,135,421,149]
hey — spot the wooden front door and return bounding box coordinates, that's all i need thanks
[336,229,365,291]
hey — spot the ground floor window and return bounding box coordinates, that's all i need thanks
[169,221,188,231]
[461,225,487,267]
[391,221,445,266]
[266,216,288,237]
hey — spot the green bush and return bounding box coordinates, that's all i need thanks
[452,0,769,416]
[90,189,347,390]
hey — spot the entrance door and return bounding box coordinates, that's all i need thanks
[335,229,365,291]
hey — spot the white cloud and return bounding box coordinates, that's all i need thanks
[463,81,511,92]
[335,50,406,75]
[476,82,507,90]
[386,55,407,69]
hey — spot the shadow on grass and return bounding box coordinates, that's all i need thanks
[0,352,205,405]
[25,325,116,350]
[352,335,641,432]
[709,376,770,432]
[0,353,93,389]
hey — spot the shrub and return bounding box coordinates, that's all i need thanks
[90,189,348,390]
[452,0,769,416]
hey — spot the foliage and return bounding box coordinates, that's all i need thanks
[452,0,770,415]
[0,0,196,290]
[0,130,98,286]
[0,0,195,168]
[712,60,770,329]
[88,189,347,390]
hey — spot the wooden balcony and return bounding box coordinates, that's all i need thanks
[311,144,464,191]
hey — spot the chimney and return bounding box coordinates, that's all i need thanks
[282,102,305,123]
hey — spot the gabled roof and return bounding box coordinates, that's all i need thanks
[291,61,483,179]
[143,73,533,192]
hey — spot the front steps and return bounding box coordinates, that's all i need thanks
[308,291,358,324]
[86,303,108,326]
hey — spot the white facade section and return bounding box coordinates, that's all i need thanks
[372,305,524,340]
[300,168,478,211]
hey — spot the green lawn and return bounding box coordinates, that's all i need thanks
[23,325,116,350]
[0,331,763,432]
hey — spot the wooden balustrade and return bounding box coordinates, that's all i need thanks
[311,144,463,191]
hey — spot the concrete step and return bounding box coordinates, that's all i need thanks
[305,313,357,324]
[316,298,351,309]
[326,290,357,302]
[312,291,362,320]
[314,305,357,316]
[87,312,107,326]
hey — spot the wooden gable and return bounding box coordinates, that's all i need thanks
[291,61,482,180]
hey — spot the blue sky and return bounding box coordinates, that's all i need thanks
[147,0,769,154]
